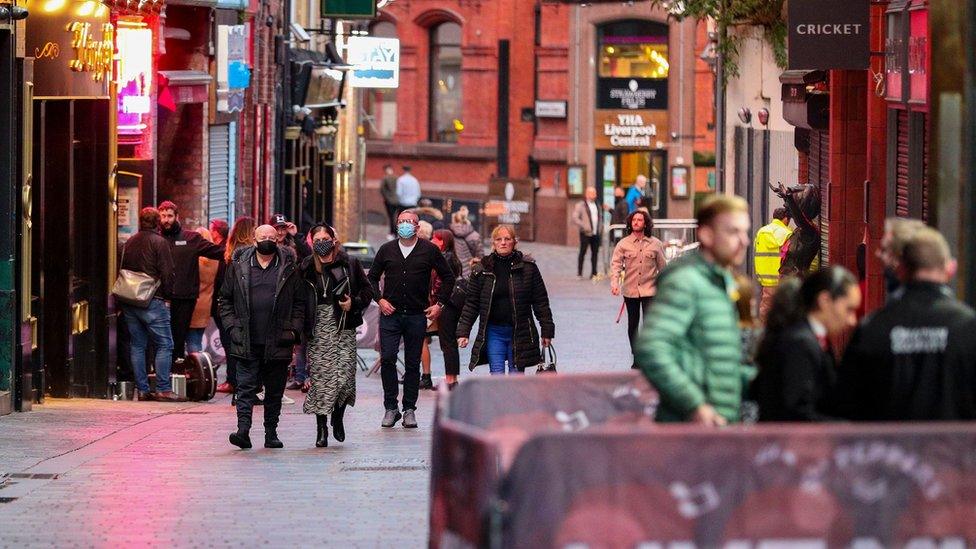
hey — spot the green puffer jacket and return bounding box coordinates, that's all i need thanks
[636,251,754,423]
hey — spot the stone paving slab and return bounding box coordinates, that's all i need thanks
[0,225,636,547]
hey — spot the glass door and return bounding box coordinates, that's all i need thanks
[595,150,668,218]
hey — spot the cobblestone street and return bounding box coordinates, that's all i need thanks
[0,229,633,547]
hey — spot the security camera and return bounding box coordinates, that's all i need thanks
[0,3,29,20]
[670,132,678,141]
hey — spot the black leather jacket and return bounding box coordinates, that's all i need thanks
[300,251,373,334]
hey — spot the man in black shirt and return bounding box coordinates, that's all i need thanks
[158,201,226,362]
[218,224,306,449]
[368,210,455,428]
[838,227,976,420]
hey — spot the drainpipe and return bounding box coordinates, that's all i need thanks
[715,0,727,194]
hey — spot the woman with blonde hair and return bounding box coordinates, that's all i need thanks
[215,216,256,395]
[450,206,483,278]
[457,225,555,374]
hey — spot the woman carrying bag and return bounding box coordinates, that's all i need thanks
[300,224,373,447]
[457,225,555,375]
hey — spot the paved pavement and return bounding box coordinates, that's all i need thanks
[0,225,633,547]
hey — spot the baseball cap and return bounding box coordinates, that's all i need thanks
[270,213,288,227]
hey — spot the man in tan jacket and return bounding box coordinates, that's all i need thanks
[572,187,603,280]
[610,210,668,368]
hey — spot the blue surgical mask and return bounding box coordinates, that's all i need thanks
[397,222,416,239]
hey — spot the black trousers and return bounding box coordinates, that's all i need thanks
[235,346,289,432]
[384,201,399,234]
[380,312,426,411]
[169,298,197,360]
[578,233,601,277]
[625,296,654,356]
[213,314,237,387]
[437,304,462,377]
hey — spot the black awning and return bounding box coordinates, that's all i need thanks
[779,70,828,86]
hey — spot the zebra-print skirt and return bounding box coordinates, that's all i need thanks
[303,303,357,415]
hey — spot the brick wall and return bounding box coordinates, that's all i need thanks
[157,103,209,228]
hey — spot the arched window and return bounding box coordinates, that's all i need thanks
[365,21,397,139]
[429,22,462,143]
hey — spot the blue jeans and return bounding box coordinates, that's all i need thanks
[186,328,205,354]
[486,324,522,375]
[292,343,307,383]
[122,299,175,393]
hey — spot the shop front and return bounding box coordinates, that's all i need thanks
[24,0,116,399]
[595,110,669,218]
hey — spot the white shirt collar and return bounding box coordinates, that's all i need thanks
[807,315,827,339]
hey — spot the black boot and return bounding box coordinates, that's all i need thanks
[331,404,346,443]
[316,415,329,447]
[229,429,252,449]
[264,429,284,449]
[419,374,433,390]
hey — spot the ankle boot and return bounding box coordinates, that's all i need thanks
[265,429,284,449]
[331,404,346,442]
[419,374,433,390]
[315,415,329,447]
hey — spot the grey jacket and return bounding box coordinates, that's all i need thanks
[572,200,602,237]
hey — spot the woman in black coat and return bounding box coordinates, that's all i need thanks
[753,266,861,421]
[432,229,465,388]
[457,225,555,374]
[300,223,373,447]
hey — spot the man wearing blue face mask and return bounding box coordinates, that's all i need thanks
[368,210,455,429]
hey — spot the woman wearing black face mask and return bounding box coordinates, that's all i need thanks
[300,224,373,447]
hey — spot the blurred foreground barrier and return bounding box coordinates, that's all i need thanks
[429,372,659,548]
[431,373,976,548]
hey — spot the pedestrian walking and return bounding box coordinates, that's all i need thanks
[609,210,667,369]
[878,216,926,300]
[636,195,753,425]
[300,223,373,447]
[368,210,455,429]
[457,225,555,375]
[752,266,860,422]
[450,207,483,278]
[215,216,256,396]
[753,207,793,321]
[610,186,629,226]
[625,175,648,213]
[118,207,180,401]
[219,225,307,449]
[572,187,603,280]
[431,229,465,389]
[837,228,976,420]
[187,227,219,353]
[380,164,400,236]
[396,165,421,209]
[271,213,312,260]
[157,201,226,363]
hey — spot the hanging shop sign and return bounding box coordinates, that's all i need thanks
[217,25,251,113]
[116,19,153,136]
[26,5,113,98]
[484,178,535,241]
[597,78,668,110]
[347,36,400,89]
[908,6,929,104]
[788,0,870,70]
[594,110,669,150]
[321,0,375,19]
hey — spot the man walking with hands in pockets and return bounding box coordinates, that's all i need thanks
[368,210,455,429]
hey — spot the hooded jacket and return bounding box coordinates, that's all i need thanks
[636,251,752,423]
[217,245,306,361]
[450,222,482,279]
[456,250,555,371]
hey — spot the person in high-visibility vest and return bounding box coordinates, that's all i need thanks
[754,208,793,321]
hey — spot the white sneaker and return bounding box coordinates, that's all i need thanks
[281,394,295,405]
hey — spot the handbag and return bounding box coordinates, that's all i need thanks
[536,344,557,374]
[112,245,161,308]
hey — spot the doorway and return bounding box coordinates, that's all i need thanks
[596,150,668,218]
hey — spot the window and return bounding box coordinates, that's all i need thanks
[365,21,398,139]
[597,20,669,79]
[429,22,462,143]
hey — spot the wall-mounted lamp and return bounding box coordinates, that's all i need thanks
[737,107,752,124]
[0,3,29,19]
[757,108,770,126]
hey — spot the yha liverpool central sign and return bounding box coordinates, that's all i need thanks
[788,0,870,70]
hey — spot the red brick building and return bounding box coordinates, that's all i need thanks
[363,1,714,245]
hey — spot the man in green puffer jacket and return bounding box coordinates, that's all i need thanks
[636,195,755,425]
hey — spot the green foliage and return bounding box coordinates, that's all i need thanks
[649,0,788,78]
[693,150,716,167]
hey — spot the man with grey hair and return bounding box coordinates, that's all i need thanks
[878,217,926,299]
[838,227,976,420]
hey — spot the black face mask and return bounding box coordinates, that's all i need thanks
[256,240,278,256]
[314,239,336,258]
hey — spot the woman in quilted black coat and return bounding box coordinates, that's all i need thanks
[457,225,555,374]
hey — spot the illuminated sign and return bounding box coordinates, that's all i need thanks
[24,2,112,97]
[116,20,153,135]
[347,37,400,89]
[67,21,114,81]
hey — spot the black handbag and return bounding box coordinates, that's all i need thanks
[536,344,557,374]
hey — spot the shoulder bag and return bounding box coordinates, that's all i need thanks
[536,344,557,374]
[112,245,161,308]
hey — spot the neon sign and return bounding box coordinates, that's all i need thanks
[66,21,114,81]
[116,20,153,136]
